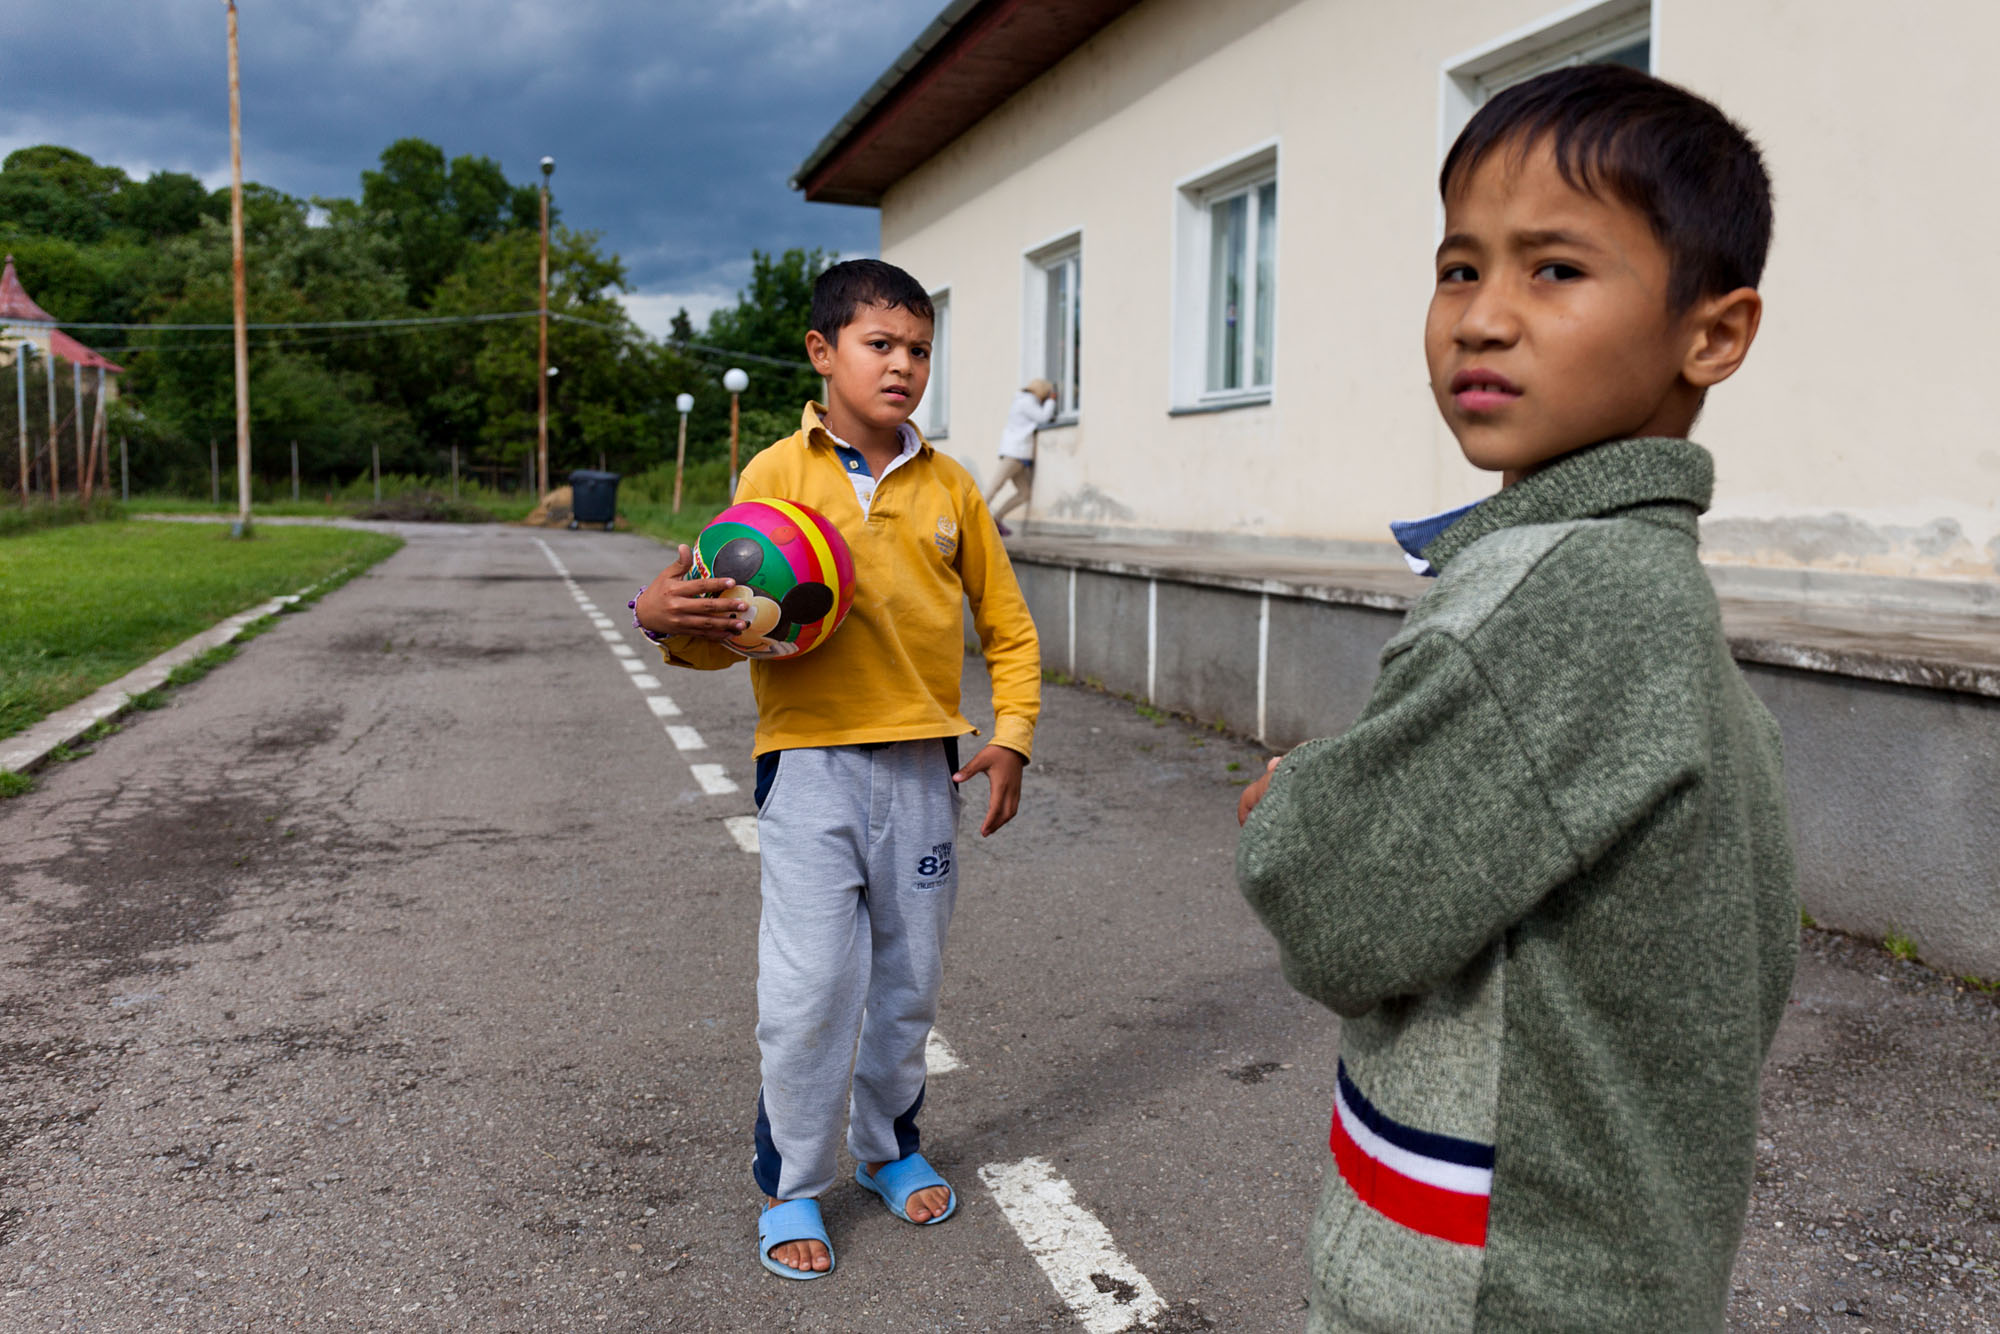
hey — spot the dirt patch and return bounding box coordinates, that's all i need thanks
[25,780,360,984]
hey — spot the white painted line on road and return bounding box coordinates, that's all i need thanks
[645,695,682,717]
[591,617,616,629]
[599,629,624,642]
[619,660,647,675]
[925,1030,963,1074]
[1256,591,1271,744]
[665,725,706,751]
[610,643,637,659]
[724,815,760,854]
[631,674,662,690]
[689,764,738,795]
[978,1158,1166,1334]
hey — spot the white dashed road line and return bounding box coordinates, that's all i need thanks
[689,764,738,796]
[979,1158,1168,1333]
[723,815,760,854]
[532,539,753,852]
[924,1030,963,1074]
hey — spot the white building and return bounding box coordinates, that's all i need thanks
[795,0,2000,601]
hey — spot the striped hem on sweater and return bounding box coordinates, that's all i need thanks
[1330,1061,1493,1247]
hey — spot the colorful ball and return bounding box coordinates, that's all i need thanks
[691,498,855,660]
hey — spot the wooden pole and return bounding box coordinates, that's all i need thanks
[728,392,740,499]
[536,164,551,500]
[81,368,104,505]
[121,435,129,503]
[226,0,252,536]
[93,368,109,495]
[71,360,84,499]
[210,435,219,506]
[14,340,26,505]
[372,442,381,501]
[45,342,57,502]
[451,443,459,499]
[673,409,688,513]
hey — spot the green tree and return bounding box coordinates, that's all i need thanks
[358,138,542,305]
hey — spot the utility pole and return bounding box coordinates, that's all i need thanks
[226,0,253,537]
[120,435,129,503]
[536,155,554,499]
[290,439,298,501]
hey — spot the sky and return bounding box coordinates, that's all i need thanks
[0,1,942,337]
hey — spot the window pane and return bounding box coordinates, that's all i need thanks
[1253,180,1277,388]
[1068,257,1082,414]
[1045,261,1067,402]
[1600,37,1649,71]
[1207,193,1247,391]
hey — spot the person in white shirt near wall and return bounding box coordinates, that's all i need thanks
[984,377,1056,537]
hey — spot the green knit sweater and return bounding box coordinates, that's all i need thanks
[1238,439,1798,1332]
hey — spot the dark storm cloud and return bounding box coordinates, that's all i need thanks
[0,1,938,330]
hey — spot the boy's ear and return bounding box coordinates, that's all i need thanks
[804,328,836,375]
[1682,287,1762,390]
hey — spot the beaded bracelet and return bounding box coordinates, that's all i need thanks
[628,586,668,645]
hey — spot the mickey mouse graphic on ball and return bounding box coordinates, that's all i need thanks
[692,499,856,659]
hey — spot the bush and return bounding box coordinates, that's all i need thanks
[0,495,125,538]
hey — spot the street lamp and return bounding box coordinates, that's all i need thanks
[673,391,694,513]
[536,154,554,498]
[723,367,749,498]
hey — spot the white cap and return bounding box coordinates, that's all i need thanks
[675,392,695,413]
[722,367,749,393]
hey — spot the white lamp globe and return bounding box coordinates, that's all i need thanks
[722,368,750,394]
[675,392,695,413]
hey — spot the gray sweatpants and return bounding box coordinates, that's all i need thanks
[752,739,961,1201]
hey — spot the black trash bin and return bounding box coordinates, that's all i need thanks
[568,469,620,531]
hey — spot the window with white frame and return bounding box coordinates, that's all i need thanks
[1172,145,1277,409]
[1443,1,1651,148]
[1023,236,1082,419]
[915,287,949,439]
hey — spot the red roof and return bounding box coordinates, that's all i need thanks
[2,255,124,374]
[0,255,56,324]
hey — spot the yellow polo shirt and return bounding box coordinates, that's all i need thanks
[659,403,1041,761]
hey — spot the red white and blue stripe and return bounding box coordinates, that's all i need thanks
[1329,1061,1494,1247]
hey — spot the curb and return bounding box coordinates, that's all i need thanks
[0,591,305,776]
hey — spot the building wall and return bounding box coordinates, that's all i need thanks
[879,0,2000,586]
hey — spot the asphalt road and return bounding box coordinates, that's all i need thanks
[1,523,1994,1332]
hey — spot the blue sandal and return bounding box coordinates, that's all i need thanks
[758,1198,835,1280]
[856,1153,958,1225]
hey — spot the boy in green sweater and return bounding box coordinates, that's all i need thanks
[1235,65,1799,1332]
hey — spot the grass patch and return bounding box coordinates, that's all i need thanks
[0,520,401,741]
[1800,908,1817,930]
[129,471,537,524]
[1884,929,1920,963]
[0,769,33,798]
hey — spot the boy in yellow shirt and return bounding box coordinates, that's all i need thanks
[634,259,1040,1280]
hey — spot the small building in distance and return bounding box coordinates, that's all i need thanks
[795,0,2000,606]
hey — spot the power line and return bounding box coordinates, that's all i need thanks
[8,310,543,332]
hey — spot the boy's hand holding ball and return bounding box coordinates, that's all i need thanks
[637,544,750,641]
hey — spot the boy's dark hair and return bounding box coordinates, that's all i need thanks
[810,258,934,341]
[1440,64,1772,311]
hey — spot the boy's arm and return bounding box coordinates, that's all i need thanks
[1236,631,1581,1017]
[955,484,1040,763]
